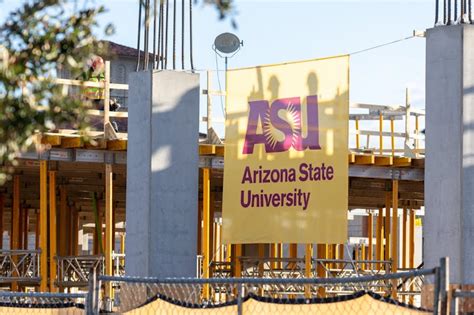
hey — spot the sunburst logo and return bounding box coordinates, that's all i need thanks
[243,95,321,154]
[263,103,301,150]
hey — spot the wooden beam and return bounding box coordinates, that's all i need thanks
[402,208,407,269]
[104,163,113,300]
[391,180,399,298]
[354,154,375,165]
[234,244,242,277]
[202,168,211,299]
[374,156,393,166]
[393,157,412,167]
[289,243,297,269]
[107,139,127,151]
[215,146,225,157]
[41,134,61,146]
[199,144,216,156]
[348,153,355,164]
[48,171,57,292]
[60,137,83,149]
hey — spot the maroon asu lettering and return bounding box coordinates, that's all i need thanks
[242,95,321,154]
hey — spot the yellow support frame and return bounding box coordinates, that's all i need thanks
[305,244,313,298]
[105,163,113,300]
[367,212,373,270]
[11,176,20,291]
[48,171,57,292]
[39,161,48,292]
[391,180,399,297]
[202,168,211,299]
[384,192,391,271]
[376,208,383,270]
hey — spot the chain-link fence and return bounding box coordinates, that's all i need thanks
[0,291,86,314]
[94,267,438,314]
[451,289,474,315]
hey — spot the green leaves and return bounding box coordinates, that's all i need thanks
[0,0,107,183]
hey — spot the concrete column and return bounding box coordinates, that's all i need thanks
[126,70,199,277]
[425,25,474,284]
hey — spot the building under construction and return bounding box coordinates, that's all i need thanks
[0,40,426,306]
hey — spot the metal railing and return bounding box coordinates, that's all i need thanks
[56,255,104,287]
[0,249,40,283]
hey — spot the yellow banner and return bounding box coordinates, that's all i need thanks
[222,55,349,244]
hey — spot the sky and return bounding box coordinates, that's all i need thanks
[0,0,432,139]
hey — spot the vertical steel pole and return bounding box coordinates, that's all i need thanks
[384,192,391,270]
[367,212,373,270]
[305,244,313,298]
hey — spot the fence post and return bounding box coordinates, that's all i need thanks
[439,257,449,315]
[237,283,243,315]
[87,267,96,315]
[450,289,459,315]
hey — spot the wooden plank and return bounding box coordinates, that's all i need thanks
[354,154,375,165]
[393,156,412,167]
[199,144,216,156]
[215,145,225,157]
[107,139,127,151]
[374,156,393,166]
[348,153,355,164]
[60,137,83,149]
[41,134,61,146]
[411,158,425,168]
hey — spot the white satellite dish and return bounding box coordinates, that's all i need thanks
[214,33,242,55]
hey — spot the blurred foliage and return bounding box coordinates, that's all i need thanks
[203,0,237,28]
[0,0,107,183]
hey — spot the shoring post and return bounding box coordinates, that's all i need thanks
[104,163,113,303]
[367,211,373,270]
[409,207,415,305]
[11,175,20,291]
[439,257,449,315]
[391,180,399,298]
[59,186,68,258]
[289,243,297,269]
[402,207,408,303]
[376,208,383,270]
[0,194,3,250]
[258,244,265,277]
[48,171,58,292]
[305,244,313,298]
[202,168,211,299]
[384,192,391,272]
[317,244,327,297]
[39,161,48,292]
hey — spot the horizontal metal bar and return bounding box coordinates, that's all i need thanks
[0,249,41,254]
[87,109,129,118]
[0,277,41,283]
[99,268,436,285]
[0,291,86,299]
[453,290,474,298]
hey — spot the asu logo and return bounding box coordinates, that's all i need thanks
[242,95,321,154]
